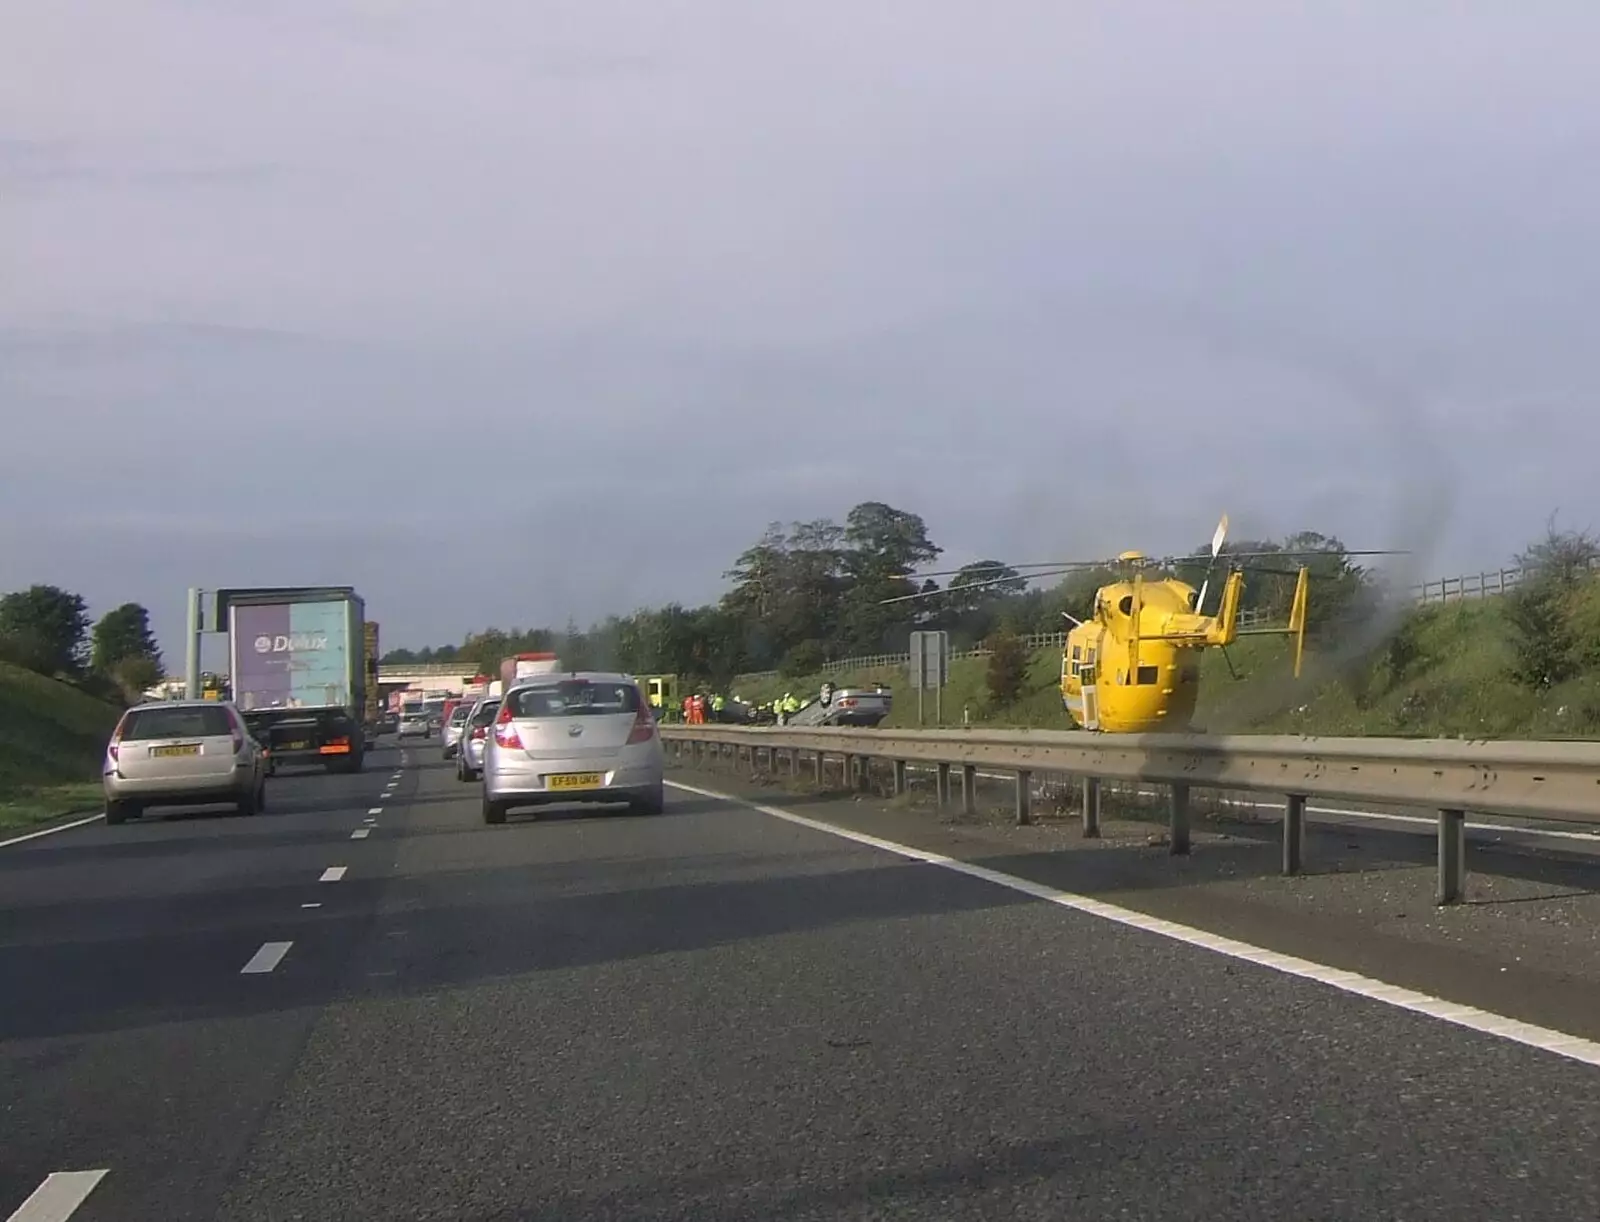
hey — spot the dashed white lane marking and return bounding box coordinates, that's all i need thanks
[319,866,347,882]
[364,816,377,824]
[5,1169,109,1222]
[301,902,321,909]
[667,779,1600,1069]
[351,828,370,839]
[367,807,383,816]
[240,941,292,974]
[0,813,105,850]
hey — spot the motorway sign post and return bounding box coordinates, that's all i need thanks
[908,630,949,726]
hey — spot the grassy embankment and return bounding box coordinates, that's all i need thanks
[731,592,1600,740]
[0,660,122,831]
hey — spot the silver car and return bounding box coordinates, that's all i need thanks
[103,699,268,824]
[481,673,664,823]
[441,703,473,759]
[455,697,500,782]
[397,708,431,739]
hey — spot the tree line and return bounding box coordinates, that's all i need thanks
[0,585,165,703]
[382,500,1375,686]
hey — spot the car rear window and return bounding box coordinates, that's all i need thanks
[505,680,640,718]
[448,706,471,723]
[121,705,235,741]
[470,701,501,726]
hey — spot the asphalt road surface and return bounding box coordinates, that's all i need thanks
[4,739,1600,1220]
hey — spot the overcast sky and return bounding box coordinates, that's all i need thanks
[2,2,1596,659]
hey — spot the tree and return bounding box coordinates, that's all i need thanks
[1504,521,1600,689]
[91,602,163,675]
[948,561,1027,612]
[0,585,90,676]
[985,628,1030,707]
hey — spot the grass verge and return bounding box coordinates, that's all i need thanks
[0,660,121,830]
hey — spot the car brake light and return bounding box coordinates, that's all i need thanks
[493,703,522,749]
[470,725,486,740]
[627,696,656,744]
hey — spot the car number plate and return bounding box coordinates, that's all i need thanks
[282,740,310,752]
[548,772,602,790]
[150,744,200,757]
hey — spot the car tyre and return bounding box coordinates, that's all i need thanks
[105,799,129,826]
[632,785,666,816]
[483,797,507,825]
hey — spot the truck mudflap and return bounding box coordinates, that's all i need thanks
[243,710,365,774]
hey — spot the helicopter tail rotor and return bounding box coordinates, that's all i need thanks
[1193,513,1229,615]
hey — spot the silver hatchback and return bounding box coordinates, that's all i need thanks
[481,673,664,823]
[455,697,500,782]
[103,700,268,824]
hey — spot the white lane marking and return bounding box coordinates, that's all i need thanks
[5,1169,109,1222]
[301,902,321,909]
[364,817,377,824]
[367,807,383,816]
[668,779,1600,1069]
[319,866,347,882]
[351,828,370,839]
[0,813,104,850]
[240,941,292,974]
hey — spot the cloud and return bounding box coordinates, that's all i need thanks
[1,1,1596,656]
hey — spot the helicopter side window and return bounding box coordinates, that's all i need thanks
[1136,665,1159,685]
[1118,595,1134,615]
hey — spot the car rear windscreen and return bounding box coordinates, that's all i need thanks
[505,680,640,718]
[448,706,471,723]
[470,701,501,726]
[121,705,235,741]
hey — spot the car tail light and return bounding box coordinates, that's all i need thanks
[839,698,857,708]
[470,725,487,740]
[109,714,127,761]
[627,696,656,744]
[493,703,522,749]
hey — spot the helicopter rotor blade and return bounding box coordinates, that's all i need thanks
[1194,513,1229,616]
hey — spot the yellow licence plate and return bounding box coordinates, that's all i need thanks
[282,741,310,751]
[150,744,200,757]
[547,772,603,790]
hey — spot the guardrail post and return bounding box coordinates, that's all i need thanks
[1015,770,1032,826]
[1082,776,1101,838]
[857,756,872,793]
[936,763,951,811]
[961,765,977,816]
[1437,808,1466,905]
[1169,782,1190,855]
[813,751,824,785]
[1283,794,1306,875]
[892,760,907,796]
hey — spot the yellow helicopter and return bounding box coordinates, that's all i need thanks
[887,515,1395,733]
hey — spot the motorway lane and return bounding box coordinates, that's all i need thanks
[9,740,1600,1218]
[0,742,418,1222]
[205,756,1598,1218]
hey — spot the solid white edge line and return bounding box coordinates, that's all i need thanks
[0,812,105,850]
[667,779,1600,1069]
[5,1169,109,1222]
[319,866,347,882]
[351,828,370,839]
[240,941,292,974]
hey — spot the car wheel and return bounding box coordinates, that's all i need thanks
[482,796,507,825]
[632,786,666,816]
[105,799,129,826]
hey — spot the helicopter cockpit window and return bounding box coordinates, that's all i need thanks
[1118,595,1134,615]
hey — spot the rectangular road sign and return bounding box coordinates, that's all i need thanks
[908,631,948,690]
